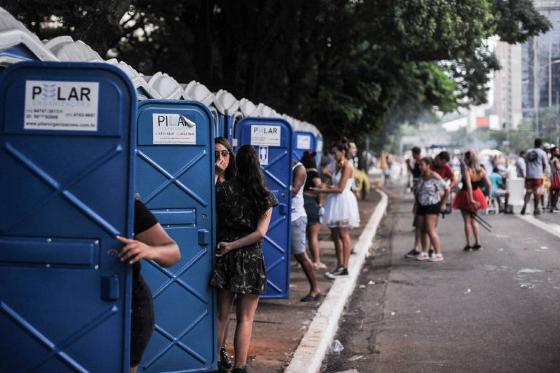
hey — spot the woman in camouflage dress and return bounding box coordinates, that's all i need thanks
[211,145,277,373]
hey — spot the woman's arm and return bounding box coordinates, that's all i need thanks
[464,168,475,204]
[291,164,306,196]
[315,163,352,194]
[313,177,325,206]
[117,224,181,267]
[216,207,273,256]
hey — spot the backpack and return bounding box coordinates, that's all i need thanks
[527,150,539,163]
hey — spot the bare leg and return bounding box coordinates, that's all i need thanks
[295,253,321,295]
[331,228,343,267]
[307,223,324,266]
[426,214,441,254]
[521,190,531,213]
[217,288,235,359]
[413,214,421,251]
[550,190,556,212]
[234,294,260,368]
[340,226,352,268]
[418,215,428,253]
[461,210,472,246]
[534,191,541,212]
[471,214,481,245]
[130,366,137,373]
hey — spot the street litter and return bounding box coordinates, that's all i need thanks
[518,268,544,274]
[329,339,344,354]
[390,311,396,316]
[368,280,375,285]
[540,246,549,250]
[359,285,366,289]
[464,288,471,294]
[520,283,535,289]
[348,355,364,361]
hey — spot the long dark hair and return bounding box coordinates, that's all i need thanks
[300,150,317,169]
[235,145,271,216]
[332,141,349,158]
[215,137,236,180]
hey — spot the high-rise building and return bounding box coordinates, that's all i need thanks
[522,1,560,117]
[493,41,523,130]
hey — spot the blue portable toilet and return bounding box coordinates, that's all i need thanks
[0,61,137,372]
[233,115,293,299]
[184,80,220,138]
[0,8,58,81]
[292,131,317,162]
[214,89,240,141]
[315,132,324,169]
[133,99,217,372]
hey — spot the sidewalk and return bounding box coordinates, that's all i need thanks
[221,190,382,372]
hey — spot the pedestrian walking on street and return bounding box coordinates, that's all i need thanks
[210,145,277,373]
[516,150,526,178]
[521,138,549,215]
[549,145,560,212]
[301,151,327,270]
[414,158,449,262]
[453,151,492,251]
[214,137,236,370]
[291,160,322,302]
[314,142,360,279]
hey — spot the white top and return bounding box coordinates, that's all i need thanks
[291,162,307,221]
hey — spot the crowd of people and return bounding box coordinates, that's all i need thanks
[121,134,560,372]
[403,137,560,263]
[121,137,364,373]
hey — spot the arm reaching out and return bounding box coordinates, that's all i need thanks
[117,223,181,267]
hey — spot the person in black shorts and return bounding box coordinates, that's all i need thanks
[414,158,449,262]
[301,150,327,270]
[117,198,181,373]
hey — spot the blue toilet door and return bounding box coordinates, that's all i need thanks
[0,61,136,372]
[292,131,317,162]
[316,134,324,169]
[135,100,217,372]
[234,117,292,299]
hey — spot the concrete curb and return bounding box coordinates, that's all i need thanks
[285,189,389,373]
[515,214,560,238]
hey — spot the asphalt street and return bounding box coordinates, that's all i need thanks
[323,187,560,373]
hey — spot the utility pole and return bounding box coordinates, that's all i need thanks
[534,37,540,136]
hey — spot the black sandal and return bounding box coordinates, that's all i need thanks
[463,245,471,252]
[220,347,232,370]
[472,244,482,251]
[300,293,322,302]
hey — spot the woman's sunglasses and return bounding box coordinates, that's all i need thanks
[215,150,229,159]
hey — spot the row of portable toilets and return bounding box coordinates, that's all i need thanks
[0,7,325,373]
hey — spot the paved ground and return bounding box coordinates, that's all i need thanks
[323,185,560,373]
[221,191,381,372]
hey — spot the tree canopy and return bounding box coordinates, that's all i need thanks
[1,0,551,145]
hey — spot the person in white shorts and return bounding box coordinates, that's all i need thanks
[291,161,321,301]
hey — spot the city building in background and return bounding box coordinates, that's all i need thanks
[523,1,560,122]
[493,41,523,130]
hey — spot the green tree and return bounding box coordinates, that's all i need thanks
[0,0,551,146]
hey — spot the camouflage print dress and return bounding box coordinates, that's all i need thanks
[210,179,277,295]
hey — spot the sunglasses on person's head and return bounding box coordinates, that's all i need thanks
[215,150,229,159]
